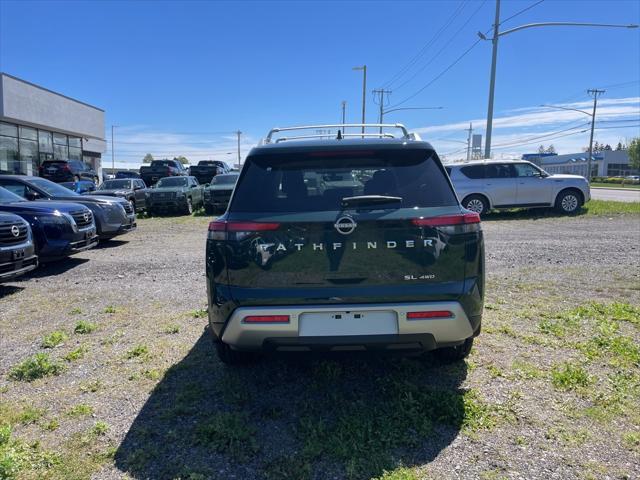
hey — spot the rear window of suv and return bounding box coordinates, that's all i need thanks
[230,149,457,213]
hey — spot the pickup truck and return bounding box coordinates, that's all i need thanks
[146,176,204,215]
[188,161,230,185]
[139,160,188,186]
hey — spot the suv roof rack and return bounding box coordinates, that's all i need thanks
[261,123,421,144]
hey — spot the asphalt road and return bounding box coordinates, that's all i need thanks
[591,187,640,202]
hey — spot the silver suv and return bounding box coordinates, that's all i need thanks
[446,160,590,215]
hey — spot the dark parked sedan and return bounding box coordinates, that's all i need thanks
[0,187,98,262]
[0,175,136,240]
[0,212,38,282]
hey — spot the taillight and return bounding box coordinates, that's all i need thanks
[208,220,280,240]
[62,164,71,171]
[411,212,480,227]
[407,310,454,320]
[243,315,290,324]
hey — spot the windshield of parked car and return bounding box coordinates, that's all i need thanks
[30,178,80,196]
[0,187,26,203]
[156,177,188,188]
[99,180,131,190]
[231,149,458,213]
[212,174,238,185]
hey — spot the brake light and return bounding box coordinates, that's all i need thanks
[407,311,454,319]
[208,220,280,240]
[243,315,290,324]
[411,212,480,227]
[62,164,71,171]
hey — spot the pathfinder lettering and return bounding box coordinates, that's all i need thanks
[258,239,435,253]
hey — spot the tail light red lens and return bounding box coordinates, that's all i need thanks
[208,220,281,240]
[407,311,454,319]
[243,315,290,324]
[411,213,480,227]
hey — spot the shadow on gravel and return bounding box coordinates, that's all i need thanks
[115,330,468,479]
[0,284,24,297]
[481,207,585,222]
[95,239,128,250]
[23,257,89,278]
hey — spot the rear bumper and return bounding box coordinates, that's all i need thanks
[215,301,478,352]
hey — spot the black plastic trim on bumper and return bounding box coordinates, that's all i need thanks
[261,333,447,353]
[0,255,38,280]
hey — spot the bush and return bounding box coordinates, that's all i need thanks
[8,354,63,382]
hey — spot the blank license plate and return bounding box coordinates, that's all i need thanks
[299,311,398,337]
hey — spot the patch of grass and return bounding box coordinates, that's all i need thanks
[486,363,504,378]
[8,353,63,382]
[263,455,312,480]
[64,345,88,362]
[190,308,208,319]
[373,467,418,480]
[126,344,149,360]
[582,199,640,216]
[162,324,180,334]
[18,406,46,425]
[90,421,109,436]
[43,419,60,431]
[195,412,257,459]
[79,380,103,393]
[103,305,117,314]
[622,431,640,451]
[69,307,82,315]
[141,369,162,381]
[511,359,545,379]
[67,404,93,418]
[551,362,591,391]
[74,321,96,334]
[0,425,60,479]
[41,330,68,348]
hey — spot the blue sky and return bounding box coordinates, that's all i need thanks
[1,0,639,167]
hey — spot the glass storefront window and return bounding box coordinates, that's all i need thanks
[53,132,68,146]
[19,139,38,175]
[0,136,19,173]
[53,143,69,161]
[38,130,53,153]
[19,126,38,141]
[0,122,18,137]
[68,136,81,148]
[69,146,82,161]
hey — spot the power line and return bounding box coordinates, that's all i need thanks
[392,0,488,92]
[390,38,483,108]
[499,0,545,27]
[381,1,468,89]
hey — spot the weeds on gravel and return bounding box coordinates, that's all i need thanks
[74,321,96,334]
[190,308,208,319]
[126,344,149,360]
[372,467,418,480]
[69,307,82,315]
[79,380,103,393]
[8,353,63,382]
[17,406,45,425]
[551,362,591,391]
[41,330,68,348]
[103,305,117,314]
[90,421,109,436]
[67,404,93,418]
[0,424,60,479]
[511,359,545,379]
[162,324,180,334]
[622,432,640,451]
[263,454,312,480]
[64,345,88,362]
[195,412,257,459]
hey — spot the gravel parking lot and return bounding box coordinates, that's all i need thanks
[1,211,639,480]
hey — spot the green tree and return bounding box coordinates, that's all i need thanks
[143,153,154,163]
[538,145,546,154]
[545,144,556,154]
[603,144,612,151]
[615,142,624,151]
[628,138,640,170]
[173,156,189,165]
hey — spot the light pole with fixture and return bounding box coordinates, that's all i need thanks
[479,0,638,159]
[353,65,367,136]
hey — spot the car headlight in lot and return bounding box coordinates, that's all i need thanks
[40,210,75,234]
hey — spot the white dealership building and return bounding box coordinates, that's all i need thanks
[0,72,106,178]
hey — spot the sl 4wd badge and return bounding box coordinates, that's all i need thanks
[404,274,436,280]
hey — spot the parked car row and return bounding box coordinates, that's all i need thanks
[0,175,138,283]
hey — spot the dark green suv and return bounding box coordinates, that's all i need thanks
[206,124,484,364]
[146,176,204,215]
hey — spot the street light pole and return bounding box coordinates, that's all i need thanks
[341,101,346,132]
[111,125,118,173]
[235,130,242,169]
[586,89,605,181]
[480,1,638,160]
[353,65,367,136]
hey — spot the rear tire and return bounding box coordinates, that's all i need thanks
[215,341,255,365]
[434,337,473,363]
[462,195,489,216]
[555,189,582,214]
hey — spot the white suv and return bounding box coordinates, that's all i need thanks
[446,160,590,215]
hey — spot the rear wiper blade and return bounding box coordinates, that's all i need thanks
[341,195,403,208]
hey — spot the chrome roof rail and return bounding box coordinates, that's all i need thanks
[262,123,413,144]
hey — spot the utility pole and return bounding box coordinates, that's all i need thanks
[587,89,605,181]
[373,88,392,133]
[466,123,473,163]
[236,130,242,169]
[484,0,501,159]
[341,101,346,133]
[353,65,367,136]
[111,125,117,173]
